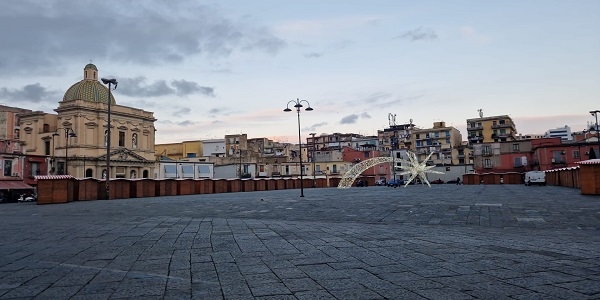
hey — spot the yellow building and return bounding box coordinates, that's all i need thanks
[19,64,156,179]
[155,140,203,161]
[412,122,462,165]
[466,114,517,145]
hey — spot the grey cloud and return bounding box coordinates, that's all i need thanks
[340,114,359,124]
[396,27,438,41]
[0,0,287,75]
[116,77,214,98]
[172,107,191,116]
[304,52,322,58]
[171,80,214,97]
[178,120,195,126]
[361,112,371,119]
[303,122,327,132]
[0,83,60,103]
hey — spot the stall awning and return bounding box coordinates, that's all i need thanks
[0,180,34,190]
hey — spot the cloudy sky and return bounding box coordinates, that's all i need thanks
[1,1,599,144]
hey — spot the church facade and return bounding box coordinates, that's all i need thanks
[19,64,156,179]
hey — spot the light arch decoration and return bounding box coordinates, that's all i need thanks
[338,157,395,188]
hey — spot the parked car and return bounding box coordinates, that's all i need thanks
[446,179,460,184]
[431,178,445,184]
[356,179,368,187]
[375,179,386,186]
[387,179,403,187]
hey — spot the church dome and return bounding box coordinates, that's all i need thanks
[62,64,116,104]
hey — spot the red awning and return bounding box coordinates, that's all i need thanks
[0,180,34,190]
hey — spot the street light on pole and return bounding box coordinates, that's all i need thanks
[591,110,600,158]
[53,128,77,175]
[284,98,313,197]
[309,132,316,188]
[101,78,117,200]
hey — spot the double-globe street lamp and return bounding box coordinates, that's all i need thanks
[101,78,118,200]
[284,99,313,197]
[591,110,600,158]
[52,128,77,175]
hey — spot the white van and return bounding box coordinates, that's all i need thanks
[524,171,546,186]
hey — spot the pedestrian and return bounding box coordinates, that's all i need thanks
[456,176,461,185]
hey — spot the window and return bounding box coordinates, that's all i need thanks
[482,145,491,155]
[45,141,51,155]
[552,151,564,163]
[164,165,177,178]
[119,131,125,147]
[514,157,522,167]
[30,163,40,177]
[142,170,149,178]
[86,169,93,177]
[573,150,580,159]
[446,138,450,144]
[483,159,492,168]
[512,144,520,152]
[416,134,420,139]
[186,153,196,158]
[4,160,12,176]
[445,131,450,137]
[332,165,338,173]
[181,165,194,178]
[363,151,370,158]
[198,165,211,174]
[416,141,421,146]
[434,132,439,138]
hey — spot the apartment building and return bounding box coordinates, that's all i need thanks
[412,122,462,165]
[377,123,417,151]
[306,133,363,151]
[466,114,517,145]
[544,125,572,141]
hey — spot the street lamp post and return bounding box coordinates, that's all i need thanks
[284,98,313,197]
[101,78,117,200]
[53,128,77,175]
[50,133,58,174]
[591,110,600,158]
[310,132,316,188]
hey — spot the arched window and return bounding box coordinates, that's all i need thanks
[85,168,93,178]
[132,133,138,149]
[143,170,149,178]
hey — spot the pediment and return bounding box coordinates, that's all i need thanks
[98,148,150,162]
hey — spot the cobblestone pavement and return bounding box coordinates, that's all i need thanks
[0,184,599,299]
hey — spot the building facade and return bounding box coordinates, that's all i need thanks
[19,64,156,179]
[412,122,463,165]
[467,114,517,145]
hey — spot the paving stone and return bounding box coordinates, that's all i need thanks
[0,186,597,299]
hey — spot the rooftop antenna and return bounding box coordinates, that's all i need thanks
[477,109,483,118]
[388,113,397,127]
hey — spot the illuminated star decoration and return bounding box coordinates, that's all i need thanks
[399,151,444,187]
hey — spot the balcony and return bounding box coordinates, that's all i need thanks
[481,151,493,157]
[468,136,483,141]
[468,125,483,130]
[492,123,514,129]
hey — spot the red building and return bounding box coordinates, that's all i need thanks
[341,146,389,181]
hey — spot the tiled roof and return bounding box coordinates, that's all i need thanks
[577,159,600,165]
[34,175,74,180]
